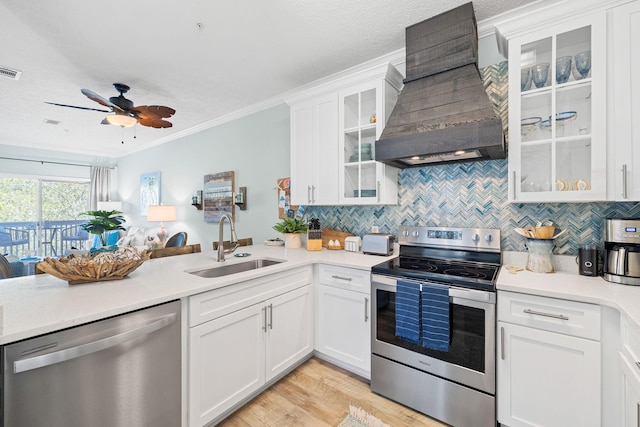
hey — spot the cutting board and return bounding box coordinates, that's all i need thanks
[321,228,355,248]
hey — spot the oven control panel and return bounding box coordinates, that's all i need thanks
[399,226,501,252]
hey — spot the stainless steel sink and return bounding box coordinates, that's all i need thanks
[186,258,285,278]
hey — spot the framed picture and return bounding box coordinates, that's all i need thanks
[140,171,161,216]
[204,171,234,222]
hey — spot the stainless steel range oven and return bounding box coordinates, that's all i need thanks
[371,226,501,427]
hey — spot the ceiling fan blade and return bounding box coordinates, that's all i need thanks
[44,102,110,113]
[81,88,124,112]
[132,105,176,119]
[138,117,173,128]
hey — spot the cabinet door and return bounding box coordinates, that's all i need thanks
[265,285,314,382]
[189,304,265,427]
[339,76,399,205]
[312,93,339,205]
[290,100,314,205]
[317,284,371,375]
[498,321,601,427]
[621,353,640,427]
[508,12,606,202]
[610,1,640,201]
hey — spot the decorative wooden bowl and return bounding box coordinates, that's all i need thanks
[37,247,151,285]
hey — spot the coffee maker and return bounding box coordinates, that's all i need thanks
[604,218,640,285]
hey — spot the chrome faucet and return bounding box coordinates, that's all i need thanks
[217,213,239,262]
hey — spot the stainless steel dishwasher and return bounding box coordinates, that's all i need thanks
[1,300,181,427]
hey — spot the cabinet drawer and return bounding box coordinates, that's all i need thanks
[498,291,601,340]
[189,266,312,327]
[622,316,640,364]
[318,264,370,294]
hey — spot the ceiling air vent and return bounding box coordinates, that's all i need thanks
[43,119,61,125]
[0,66,22,80]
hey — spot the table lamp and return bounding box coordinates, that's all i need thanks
[147,205,176,247]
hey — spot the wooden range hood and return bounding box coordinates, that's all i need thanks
[375,2,505,168]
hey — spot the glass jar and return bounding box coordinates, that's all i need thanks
[525,239,555,273]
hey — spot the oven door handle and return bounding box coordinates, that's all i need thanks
[449,287,495,303]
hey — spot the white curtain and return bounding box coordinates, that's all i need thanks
[89,166,111,210]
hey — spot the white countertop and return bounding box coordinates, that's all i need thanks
[0,245,393,345]
[498,252,640,330]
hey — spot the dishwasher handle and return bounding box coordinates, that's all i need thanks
[14,313,177,374]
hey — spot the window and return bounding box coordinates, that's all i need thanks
[0,177,89,257]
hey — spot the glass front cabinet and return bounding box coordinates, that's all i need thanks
[505,12,606,202]
[338,64,403,205]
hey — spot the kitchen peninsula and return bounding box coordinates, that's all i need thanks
[0,246,392,345]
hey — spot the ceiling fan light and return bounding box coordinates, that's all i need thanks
[105,113,137,127]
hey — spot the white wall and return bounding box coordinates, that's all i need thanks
[115,104,290,252]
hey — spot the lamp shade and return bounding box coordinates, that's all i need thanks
[147,205,177,222]
[97,201,123,211]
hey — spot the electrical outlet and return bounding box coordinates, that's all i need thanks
[372,226,379,233]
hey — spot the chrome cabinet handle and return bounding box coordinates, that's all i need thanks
[14,313,177,374]
[500,326,505,360]
[311,185,316,204]
[512,171,517,200]
[523,308,569,321]
[307,185,312,204]
[262,306,267,332]
[377,181,381,203]
[268,303,273,330]
[623,164,628,199]
[364,297,369,322]
[331,275,352,281]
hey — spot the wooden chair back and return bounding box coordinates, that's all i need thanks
[150,243,201,259]
[0,254,14,279]
[212,237,253,251]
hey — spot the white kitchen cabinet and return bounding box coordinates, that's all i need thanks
[316,264,371,378]
[620,313,640,427]
[620,353,640,427]
[497,291,601,427]
[188,267,313,427]
[289,93,339,205]
[608,1,640,201]
[498,10,607,202]
[338,64,402,205]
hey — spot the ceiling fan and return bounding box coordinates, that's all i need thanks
[46,83,175,128]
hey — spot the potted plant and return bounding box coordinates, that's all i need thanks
[273,217,308,249]
[80,210,126,251]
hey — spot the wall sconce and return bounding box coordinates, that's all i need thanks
[234,186,247,210]
[191,190,203,210]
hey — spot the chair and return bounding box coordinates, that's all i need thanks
[0,253,13,279]
[61,226,90,250]
[165,232,188,248]
[150,243,201,259]
[212,237,253,251]
[0,227,30,256]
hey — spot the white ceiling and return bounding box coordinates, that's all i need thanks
[0,0,537,161]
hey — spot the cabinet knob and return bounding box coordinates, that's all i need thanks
[485,234,493,243]
[472,234,480,242]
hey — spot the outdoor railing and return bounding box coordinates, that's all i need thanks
[0,220,89,258]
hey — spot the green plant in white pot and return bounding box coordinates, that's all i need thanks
[273,218,308,249]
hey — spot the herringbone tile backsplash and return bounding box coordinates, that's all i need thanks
[306,62,640,255]
[308,158,640,254]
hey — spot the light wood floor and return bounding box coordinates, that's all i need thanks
[218,357,448,427]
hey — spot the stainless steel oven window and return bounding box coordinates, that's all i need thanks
[375,287,487,372]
